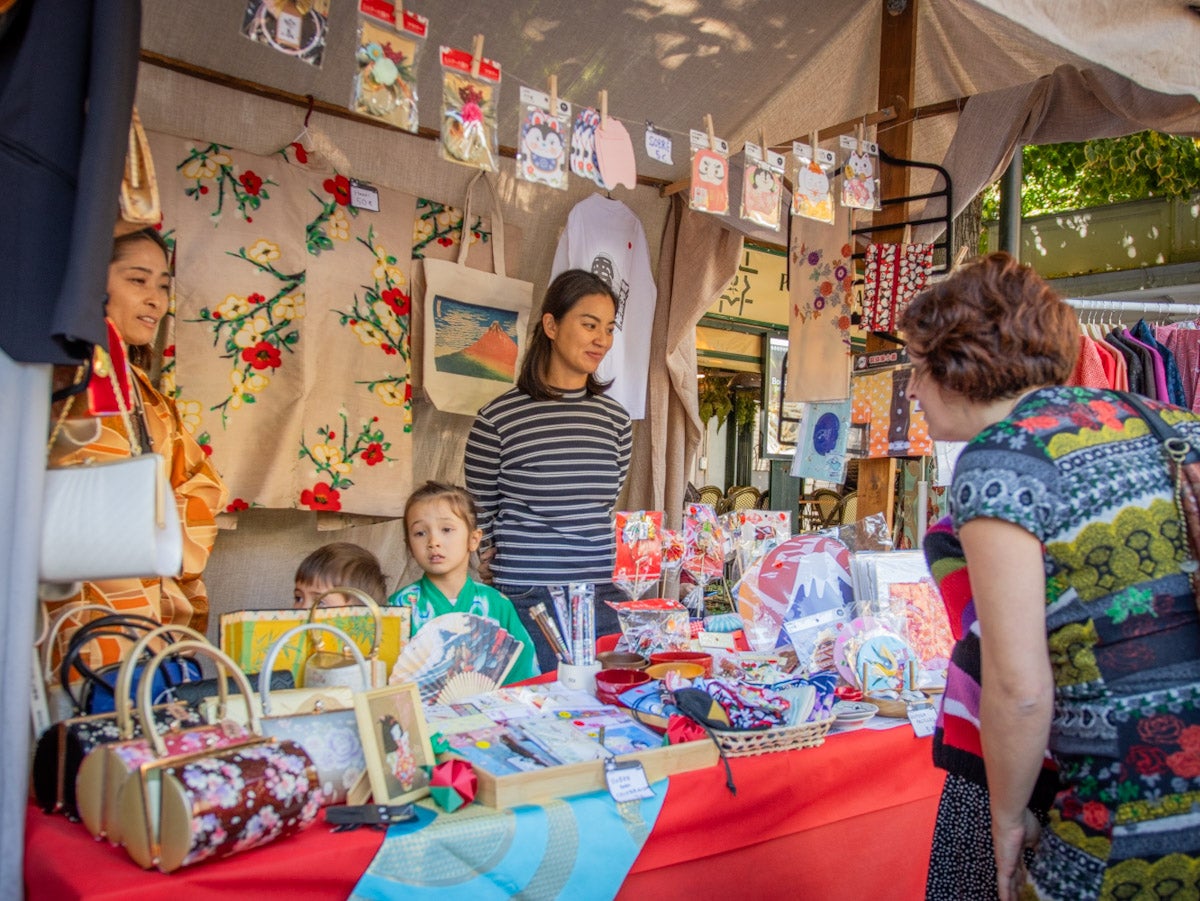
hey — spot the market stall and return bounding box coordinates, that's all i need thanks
[25,725,944,901]
[7,5,1200,900]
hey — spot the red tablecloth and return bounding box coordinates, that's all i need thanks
[25,725,944,900]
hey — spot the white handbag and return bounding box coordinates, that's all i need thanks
[421,170,533,415]
[302,586,388,689]
[40,351,183,583]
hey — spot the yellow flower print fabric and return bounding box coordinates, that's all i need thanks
[151,132,415,516]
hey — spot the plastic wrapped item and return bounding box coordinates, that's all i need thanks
[729,509,791,581]
[688,129,730,215]
[814,512,894,553]
[352,2,426,132]
[839,133,881,211]
[440,45,500,171]
[606,598,691,655]
[516,86,570,189]
[612,511,664,601]
[681,504,725,617]
[791,140,836,224]
[739,142,785,231]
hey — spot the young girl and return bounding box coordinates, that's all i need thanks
[293,542,388,610]
[388,481,539,682]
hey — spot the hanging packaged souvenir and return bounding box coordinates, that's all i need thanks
[570,107,605,188]
[791,141,837,224]
[839,134,880,211]
[739,142,785,231]
[613,511,664,601]
[689,128,730,216]
[241,0,330,67]
[440,44,500,171]
[516,86,570,190]
[351,2,427,132]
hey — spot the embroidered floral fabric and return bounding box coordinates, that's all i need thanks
[150,132,415,516]
[862,242,933,332]
[951,385,1200,900]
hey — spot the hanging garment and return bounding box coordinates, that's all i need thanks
[1155,321,1200,411]
[861,242,934,332]
[550,193,657,419]
[0,0,140,363]
[1066,334,1109,389]
[1105,331,1148,397]
[1120,328,1168,400]
[1132,319,1186,406]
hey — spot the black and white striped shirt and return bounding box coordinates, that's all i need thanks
[464,387,632,585]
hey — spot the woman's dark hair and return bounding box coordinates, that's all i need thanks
[109,227,172,371]
[517,269,617,401]
[898,252,1078,403]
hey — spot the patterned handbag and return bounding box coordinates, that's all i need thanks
[116,640,321,873]
[31,614,205,819]
[260,623,370,805]
[302,586,387,689]
[75,625,251,843]
[1121,391,1200,604]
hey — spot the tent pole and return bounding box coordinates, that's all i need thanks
[998,153,1023,260]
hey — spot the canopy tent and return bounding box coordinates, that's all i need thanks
[3,4,1199,896]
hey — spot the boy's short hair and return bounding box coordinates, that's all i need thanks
[294,542,387,605]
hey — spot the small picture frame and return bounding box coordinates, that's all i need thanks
[354,682,435,805]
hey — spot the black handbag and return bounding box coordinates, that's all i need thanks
[170,669,295,706]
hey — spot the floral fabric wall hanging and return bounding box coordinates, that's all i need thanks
[861,242,934,332]
[785,203,856,403]
[150,132,414,516]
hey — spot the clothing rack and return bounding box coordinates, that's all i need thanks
[1066,297,1200,318]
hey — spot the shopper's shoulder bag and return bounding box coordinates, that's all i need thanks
[1121,391,1200,605]
[116,640,320,873]
[421,170,533,415]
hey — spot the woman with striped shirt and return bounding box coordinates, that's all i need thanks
[464,269,632,672]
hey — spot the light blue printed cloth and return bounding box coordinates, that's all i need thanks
[351,782,666,901]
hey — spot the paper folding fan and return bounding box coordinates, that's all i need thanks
[389,613,523,704]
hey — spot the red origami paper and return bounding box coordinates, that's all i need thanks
[429,759,477,813]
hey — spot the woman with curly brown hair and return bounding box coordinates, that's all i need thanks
[901,252,1200,901]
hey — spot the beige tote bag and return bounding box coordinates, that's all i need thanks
[421,172,532,415]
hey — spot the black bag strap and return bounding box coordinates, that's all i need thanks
[59,613,173,714]
[1121,391,1200,465]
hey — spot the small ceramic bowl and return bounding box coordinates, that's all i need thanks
[594,667,651,706]
[644,661,705,681]
[596,651,649,671]
[649,651,714,678]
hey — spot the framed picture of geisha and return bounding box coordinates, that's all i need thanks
[354,682,434,805]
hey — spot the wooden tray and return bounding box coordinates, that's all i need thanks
[452,738,718,809]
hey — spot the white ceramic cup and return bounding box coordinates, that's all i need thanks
[557,661,602,693]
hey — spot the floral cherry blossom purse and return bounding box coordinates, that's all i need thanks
[116,641,320,873]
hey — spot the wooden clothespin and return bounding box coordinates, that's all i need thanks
[470,34,484,79]
[759,126,769,158]
[856,119,865,154]
[704,113,716,149]
[809,130,818,157]
[549,74,558,112]
[599,90,608,129]
[953,245,970,268]
[902,224,912,245]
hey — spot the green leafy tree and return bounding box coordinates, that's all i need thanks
[981,132,1200,219]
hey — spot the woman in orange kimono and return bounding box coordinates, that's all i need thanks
[45,227,227,673]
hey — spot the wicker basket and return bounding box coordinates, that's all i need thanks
[711,716,836,757]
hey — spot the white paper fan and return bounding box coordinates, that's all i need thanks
[437,671,502,704]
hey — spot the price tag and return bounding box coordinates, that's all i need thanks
[349,179,380,212]
[645,124,673,164]
[907,702,937,738]
[604,758,653,802]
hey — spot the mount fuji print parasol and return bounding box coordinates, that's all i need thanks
[736,534,853,650]
[388,613,523,704]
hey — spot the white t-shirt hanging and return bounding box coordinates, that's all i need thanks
[551,193,657,419]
